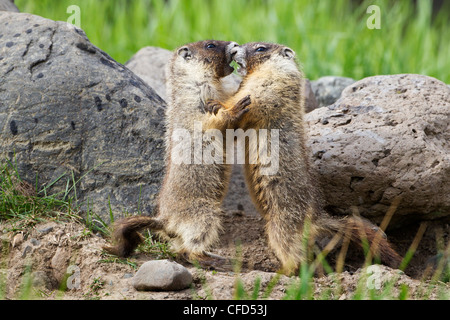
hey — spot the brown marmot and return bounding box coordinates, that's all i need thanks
[206,42,402,274]
[104,40,250,267]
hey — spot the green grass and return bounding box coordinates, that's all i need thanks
[14,0,450,83]
[0,158,176,299]
[0,159,79,230]
[228,255,449,300]
[136,230,177,259]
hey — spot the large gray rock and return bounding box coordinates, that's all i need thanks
[125,46,172,101]
[222,164,258,216]
[311,76,356,107]
[305,74,450,226]
[0,0,19,12]
[0,12,166,220]
[132,260,192,291]
[304,79,319,113]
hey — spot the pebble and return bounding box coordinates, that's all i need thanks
[132,260,192,291]
[51,247,70,282]
[37,226,54,235]
[21,245,32,258]
[12,233,23,248]
[30,238,40,246]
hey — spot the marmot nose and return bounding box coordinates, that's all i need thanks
[227,42,239,54]
[226,42,240,61]
[230,46,240,59]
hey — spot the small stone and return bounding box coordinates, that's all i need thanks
[30,238,40,246]
[37,226,54,235]
[132,260,192,291]
[12,233,23,248]
[51,247,71,283]
[22,245,32,258]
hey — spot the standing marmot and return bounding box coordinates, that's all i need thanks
[206,42,401,274]
[104,40,250,267]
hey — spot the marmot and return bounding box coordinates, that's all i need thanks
[206,42,402,274]
[104,40,250,266]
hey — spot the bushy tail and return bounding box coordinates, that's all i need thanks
[103,216,165,257]
[318,215,402,268]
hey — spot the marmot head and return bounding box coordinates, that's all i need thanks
[173,40,239,79]
[231,42,297,76]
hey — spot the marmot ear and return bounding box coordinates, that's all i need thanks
[177,46,192,60]
[281,47,295,59]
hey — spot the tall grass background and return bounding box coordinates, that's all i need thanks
[14,0,450,83]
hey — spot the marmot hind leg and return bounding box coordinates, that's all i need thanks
[265,213,316,275]
[170,206,233,270]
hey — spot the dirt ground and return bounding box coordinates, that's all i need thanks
[0,166,448,300]
[0,207,448,300]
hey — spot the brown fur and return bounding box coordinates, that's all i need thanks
[103,40,249,264]
[208,42,401,274]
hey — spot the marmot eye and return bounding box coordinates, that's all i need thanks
[206,43,216,49]
[256,47,267,52]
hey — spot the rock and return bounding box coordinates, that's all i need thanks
[222,165,259,216]
[21,244,32,258]
[132,260,192,291]
[30,238,40,246]
[0,12,166,220]
[221,73,242,98]
[37,226,54,235]
[311,76,356,107]
[304,79,319,113]
[31,271,53,290]
[125,46,172,100]
[305,74,450,226]
[12,233,23,248]
[0,0,19,12]
[51,247,71,283]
